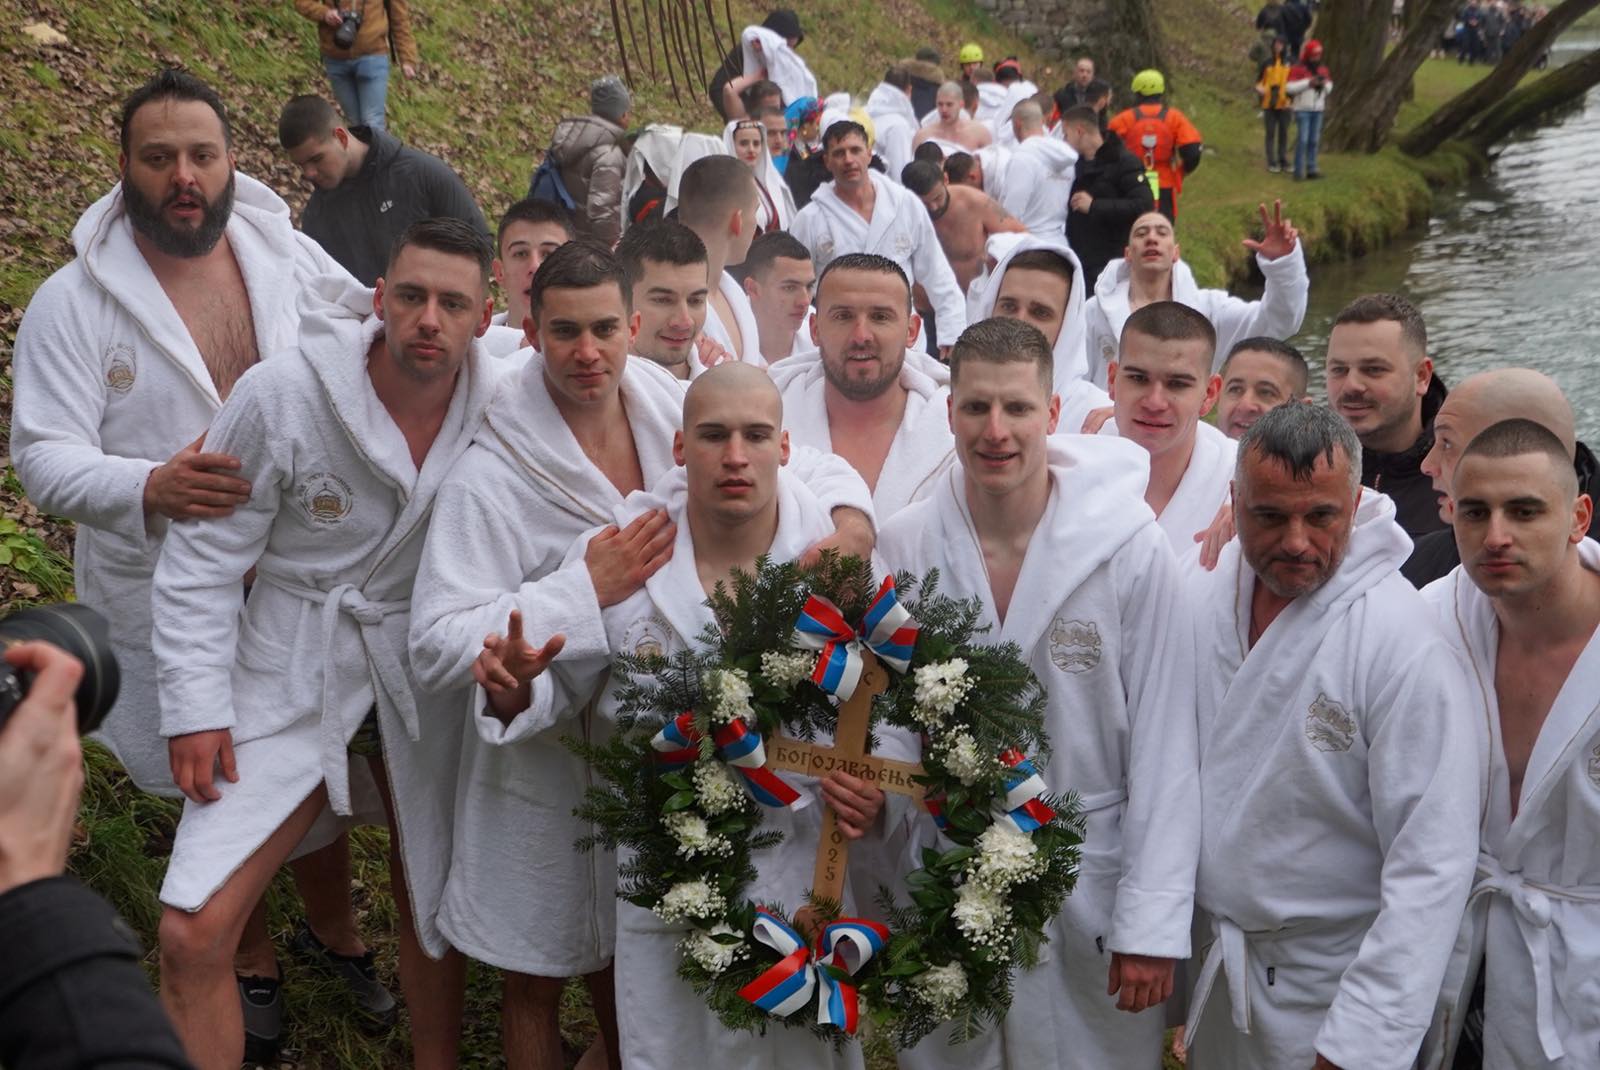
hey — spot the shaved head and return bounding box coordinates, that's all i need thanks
[683,361,782,426]
[938,81,963,101]
[1012,100,1044,133]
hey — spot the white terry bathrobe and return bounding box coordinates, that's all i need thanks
[1183,491,1480,1070]
[1008,135,1078,239]
[865,81,919,182]
[151,274,505,962]
[407,352,874,976]
[1420,541,1600,1070]
[790,170,968,350]
[1082,245,1310,388]
[10,173,347,796]
[769,346,955,520]
[966,234,1107,429]
[884,438,1200,1070]
[704,269,768,369]
[741,24,817,105]
[1099,419,1237,566]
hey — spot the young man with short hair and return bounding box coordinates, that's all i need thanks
[1101,302,1236,564]
[1058,105,1153,293]
[913,81,993,152]
[1422,417,1600,1069]
[901,159,1025,294]
[738,230,817,362]
[675,154,766,366]
[1084,204,1307,387]
[886,317,1198,1070]
[791,122,967,356]
[277,93,489,285]
[616,219,712,380]
[1213,335,1310,439]
[491,196,573,346]
[1008,100,1079,238]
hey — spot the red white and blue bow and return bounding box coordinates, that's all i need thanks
[736,910,889,1034]
[793,576,919,701]
[925,748,1056,833]
[651,712,801,808]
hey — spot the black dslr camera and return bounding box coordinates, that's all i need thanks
[333,6,363,49]
[0,603,119,735]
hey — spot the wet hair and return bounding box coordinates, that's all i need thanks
[884,66,914,91]
[122,68,232,156]
[1004,248,1075,290]
[1058,105,1101,130]
[914,141,946,165]
[1235,403,1363,493]
[901,159,944,196]
[496,197,575,251]
[1121,300,1217,357]
[822,120,869,151]
[1333,292,1427,362]
[615,219,707,290]
[277,94,338,150]
[736,230,812,285]
[816,252,912,313]
[1222,336,1309,396]
[528,238,631,320]
[949,317,1053,389]
[943,151,976,184]
[1459,417,1579,492]
[386,217,494,287]
[676,155,758,227]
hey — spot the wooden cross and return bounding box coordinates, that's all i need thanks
[764,649,926,909]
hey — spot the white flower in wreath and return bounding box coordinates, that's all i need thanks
[969,821,1043,892]
[664,811,733,858]
[680,922,747,975]
[937,730,992,787]
[655,879,727,924]
[913,658,974,727]
[705,667,755,725]
[692,760,749,815]
[760,649,815,690]
[952,881,1011,948]
[911,962,969,1016]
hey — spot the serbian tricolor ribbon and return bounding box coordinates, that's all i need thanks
[736,910,889,1033]
[650,713,801,808]
[995,749,1056,832]
[793,576,920,701]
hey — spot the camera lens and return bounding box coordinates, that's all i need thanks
[0,603,120,736]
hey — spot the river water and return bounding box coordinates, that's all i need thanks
[1289,39,1600,439]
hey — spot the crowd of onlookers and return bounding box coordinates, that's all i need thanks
[1441,1,1549,63]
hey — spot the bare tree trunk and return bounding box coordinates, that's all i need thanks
[1322,0,1460,152]
[1463,46,1600,149]
[1399,0,1600,155]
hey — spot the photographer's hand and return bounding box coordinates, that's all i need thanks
[0,642,84,896]
[169,729,238,803]
[323,7,343,26]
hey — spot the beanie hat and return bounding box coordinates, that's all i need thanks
[763,9,804,45]
[590,75,631,122]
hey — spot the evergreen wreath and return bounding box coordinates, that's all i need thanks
[568,554,1083,1049]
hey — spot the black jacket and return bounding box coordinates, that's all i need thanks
[1402,440,1600,588]
[301,126,490,286]
[1066,137,1154,293]
[1053,82,1095,115]
[1362,375,1451,541]
[0,876,193,1068]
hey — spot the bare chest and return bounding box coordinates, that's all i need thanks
[833,422,897,492]
[1495,644,1581,813]
[933,211,986,281]
[981,545,1024,623]
[710,290,743,358]
[164,261,260,399]
[590,434,646,498]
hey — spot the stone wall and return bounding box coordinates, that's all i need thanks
[972,0,1163,88]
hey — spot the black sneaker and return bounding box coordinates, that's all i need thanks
[237,971,282,1066]
[291,922,398,1034]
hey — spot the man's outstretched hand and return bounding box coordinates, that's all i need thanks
[1242,199,1300,261]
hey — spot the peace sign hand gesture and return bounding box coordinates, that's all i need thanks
[1242,199,1300,262]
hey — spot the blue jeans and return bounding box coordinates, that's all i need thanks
[1294,110,1323,176]
[324,53,389,131]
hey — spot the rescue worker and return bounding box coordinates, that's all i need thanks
[1108,69,1203,221]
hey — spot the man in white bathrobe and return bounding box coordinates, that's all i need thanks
[865,67,918,182]
[790,121,968,356]
[1214,336,1311,440]
[10,68,381,1060]
[883,317,1199,1070]
[1421,417,1600,1069]
[1083,203,1308,387]
[738,230,818,364]
[769,254,958,520]
[407,240,876,1068]
[488,195,573,351]
[1184,403,1479,1070]
[1008,101,1078,239]
[616,219,713,381]
[1100,302,1236,564]
[677,154,765,366]
[470,364,895,1069]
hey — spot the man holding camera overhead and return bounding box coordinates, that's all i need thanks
[295,0,418,132]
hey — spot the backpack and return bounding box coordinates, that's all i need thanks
[527,150,577,212]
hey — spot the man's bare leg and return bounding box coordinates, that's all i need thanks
[367,756,464,1069]
[159,786,332,1070]
[233,895,277,977]
[290,832,368,956]
[502,972,565,1069]
[579,964,620,1070]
